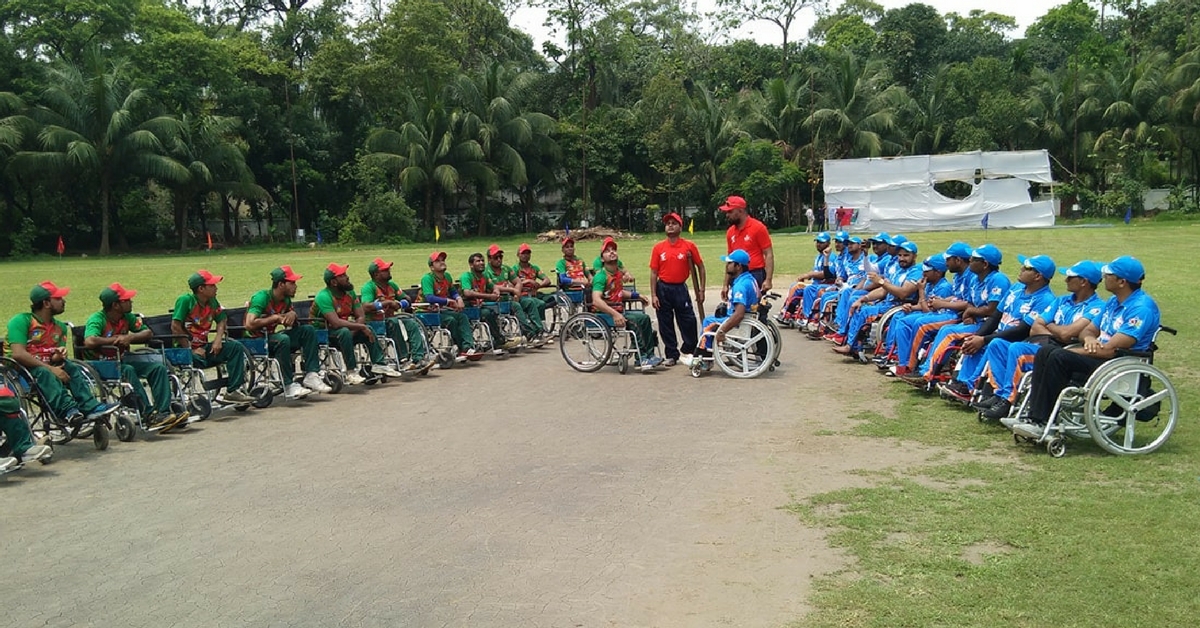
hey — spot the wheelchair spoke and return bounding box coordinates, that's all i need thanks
[1130,389,1169,413]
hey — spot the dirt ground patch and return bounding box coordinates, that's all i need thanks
[0,288,994,627]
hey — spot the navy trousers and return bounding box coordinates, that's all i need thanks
[655,281,698,359]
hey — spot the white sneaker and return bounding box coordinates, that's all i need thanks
[492,348,506,356]
[302,372,333,394]
[679,354,696,368]
[374,364,404,378]
[1,456,18,472]
[21,444,52,463]
[1010,421,1044,439]
[284,383,313,400]
[345,372,366,385]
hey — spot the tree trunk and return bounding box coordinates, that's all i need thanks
[423,187,433,230]
[221,197,234,242]
[99,177,111,255]
[174,193,189,251]
[476,186,487,237]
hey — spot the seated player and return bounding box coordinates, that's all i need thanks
[362,258,432,374]
[591,238,662,371]
[171,270,254,404]
[777,232,835,326]
[832,240,922,356]
[877,253,954,369]
[461,252,520,356]
[887,242,975,377]
[245,266,334,399]
[419,251,482,361]
[312,263,403,384]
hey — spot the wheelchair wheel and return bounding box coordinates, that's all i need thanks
[715,318,776,379]
[1046,437,1067,458]
[1084,362,1178,455]
[114,408,138,442]
[189,395,213,420]
[470,322,493,352]
[250,385,274,409]
[436,349,456,370]
[323,370,344,394]
[559,313,613,373]
[92,421,110,450]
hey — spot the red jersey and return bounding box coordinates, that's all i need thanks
[650,238,703,284]
[726,217,772,270]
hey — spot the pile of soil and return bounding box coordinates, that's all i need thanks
[535,227,643,243]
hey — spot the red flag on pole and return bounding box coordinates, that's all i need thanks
[206,232,213,251]
[56,236,65,256]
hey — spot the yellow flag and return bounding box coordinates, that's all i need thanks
[688,218,694,235]
[435,225,440,242]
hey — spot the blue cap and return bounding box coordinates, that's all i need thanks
[1018,254,1056,281]
[922,254,947,273]
[722,249,751,266]
[945,242,973,259]
[814,232,831,243]
[1061,260,1102,285]
[848,236,864,245]
[1102,255,1146,283]
[891,234,909,246]
[899,241,918,254]
[970,244,1003,267]
[834,230,850,242]
[869,232,891,243]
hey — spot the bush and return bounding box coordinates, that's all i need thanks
[338,157,417,244]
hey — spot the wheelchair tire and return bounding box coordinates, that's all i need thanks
[437,349,456,370]
[618,354,628,374]
[715,318,776,379]
[558,313,613,373]
[189,395,213,420]
[1046,437,1067,458]
[1084,362,1178,455]
[92,422,110,451]
[323,371,344,394]
[115,412,138,442]
[250,385,274,409]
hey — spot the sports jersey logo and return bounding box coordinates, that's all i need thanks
[1127,316,1143,329]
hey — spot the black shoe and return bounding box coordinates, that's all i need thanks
[970,394,999,411]
[981,399,1012,420]
[942,380,972,400]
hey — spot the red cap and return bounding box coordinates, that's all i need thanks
[38,281,71,298]
[108,282,138,300]
[518,243,532,254]
[663,212,683,225]
[325,262,349,275]
[195,270,223,285]
[487,244,503,257]
[429,250,447,263]
[367,258,393,274]
[719,195,747,212]
[561,237,575,246]
[601,237,617,251]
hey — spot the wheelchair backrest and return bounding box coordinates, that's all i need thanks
[293,299,313,319]
[142,313,176,339]
[224,307,248,339]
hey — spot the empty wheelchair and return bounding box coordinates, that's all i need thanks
[1007,326,1179,457]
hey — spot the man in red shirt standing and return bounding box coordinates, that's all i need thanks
[649,212,706,366]
[720,195,774,298]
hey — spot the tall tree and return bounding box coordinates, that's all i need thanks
[715,0,826,75]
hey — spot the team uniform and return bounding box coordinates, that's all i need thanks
[419,272,475,353]
[5,312,106,420]
[700,270,760,350]
[510,262,553,338]
[460,270,505,348]
[882,276,955,358]
[556,256,589,289]
[310,287,386,371]
[914,269,1011,378]
[649,236,703,361]
[82,310,173,419]
[171,293,248,393]
[952,282,1057,390]
[839,261,923,351]
[890,266,976,374]
[726,218,772,286]
[781,246,833,321]
[362,279,427,367]
[247,288,323,386]
[980,292,1104,404]
[593,266,658,362]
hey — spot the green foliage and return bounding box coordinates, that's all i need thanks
[9,217,38,257]
[340,157,417,244]
[717,138,803,226]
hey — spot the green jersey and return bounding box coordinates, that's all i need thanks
[311,288,360,329]
[361,279,403,321]
[246,289,293,337]
[513,263,547,297]
[172,293,226,349]
[82,310,148,359]
[459,271,495,306]
[485,264,517,299]
[592,267,626,310]
[419,272,457,303]
[5,312,66,362]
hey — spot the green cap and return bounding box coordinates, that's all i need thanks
[270,266,303,283]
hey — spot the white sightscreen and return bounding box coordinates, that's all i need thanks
[824,150,1055,231]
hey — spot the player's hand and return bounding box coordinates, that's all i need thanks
[961,335,986,355]
[612,313,627,328]
[651,295,660,309]
[50,365,70,383]
[761,278,772,292]
[282,311,297,327]
[721,287,729,301]
[211,339,223,356]
[1082,337,1103,354]
[695,291,705,306]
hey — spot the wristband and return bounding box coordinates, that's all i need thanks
[375,300,383,311]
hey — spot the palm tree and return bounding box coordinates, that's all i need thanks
[3,49,187,254]
[450,63,558,236]
[365,81,491,231]
[805,50,907,160]
[166,114,269,251]
[903,65,954,156]
[1024,66,1092,183]
[1083,53,1174,184]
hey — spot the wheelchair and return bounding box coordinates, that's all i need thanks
[558,287,660,374]
[463,306,499,356]
[547,282,588,335]
[486,300,526,352]
[1005,326,1179,458]
[689,312,779,379]
[223,308,282,408]
[0,354,113,451]
[142,314,250,419]
[408,306,460,370]
[68,325,166,442]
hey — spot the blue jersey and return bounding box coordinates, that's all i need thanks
[995,284,1056,332]
[927,277,954,301]
[729,271,760,313]
[811,250,830,273]
[1036,292,1104,327]
[970,270,1011,307]
[884,264,924,304]
[953,271,975,301]
[1097,289,1161,351]
[843,253,867,284]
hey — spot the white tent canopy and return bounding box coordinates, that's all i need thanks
[824,150,1056,231]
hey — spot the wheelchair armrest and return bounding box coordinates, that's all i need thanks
[1114,349,1154,359]
[1159,325,1177,335]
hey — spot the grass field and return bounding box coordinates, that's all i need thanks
[3,223,1198,626]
